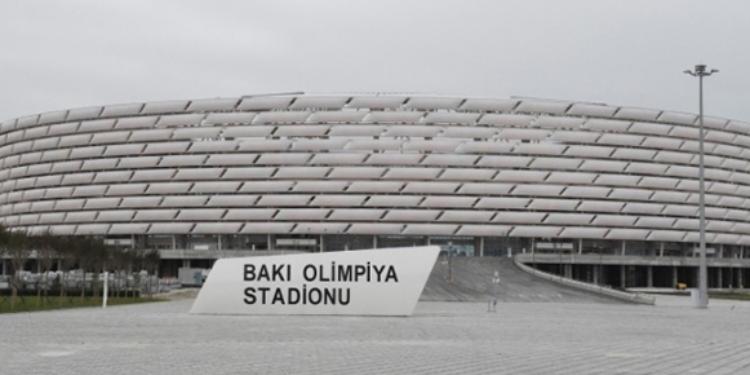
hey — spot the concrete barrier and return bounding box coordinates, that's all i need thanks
[513,257,655,305]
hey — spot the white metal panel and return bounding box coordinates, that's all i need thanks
[64,211,97,223]
[309,153,367,165]
[639,177,678,189]
[495,170,547,182]
[458,183,513,195]
[515,143,568,156]
[362,111,422,124]
[579,159,627,172]
[54,199,85,210]
[615,107,661,121]
[31,137,58,151]
[440,126,495,139]
[159,155,207,167]
[131,169,175,182]
[149,223,193,234]
[628,121,673,136]
[328,125,384,136]
[345,138,403,151]
[146,182,191,194]
[591,215,637,226]
[142,142,190,155]
[61,172,94,185]
[365,153,422,165]
[349,96,406,109]
[256,194,311,206]
[365,195,422,207]
[662,205,697,217]
[238,181,294,193]
[206,195,259,207]
[650,191,690,203]
[640,136,683,150]
[38,213,65,224]
[275,167,330,179]
[549,130,600,143]
[596,133,643,146]
[103,144,145,156]
[535,116,584,130]
[80,159,117,171]
[84,198,121,209]
[134,209,178,221]
[405,96,462,110]
[160,196,208,207]
[612,148,658,161]
[528,199,578,211]
[37,110,67,125]
[512,184,565,196]
[499,128,549,140]
[566,103,618,117]
[635,217,675,228]
[439,210,494,223]
[253,111,311,124]
[480,114,534,127]
[544,213,593,225]
[546,172,597,184]
[176,209,225,221]
[173,168,223,180]
[682,232,718,243]
[383,167,441,180]
[120,196,161,208]
[223,125,274,138]
[141,100,188,114]
[256,153,309,165]
[420,196,476,208]
[237,96,294,110]
[292,222,348,234]
[307,111,366,124]
[623,203,663,214]
[129,128,173,142]
[460,98,518,112]
[559,227,609,239]
[204,112,255,125]
[585,119,631,132]
[510,226,562,237]
[224,209,276,220]
[66,106,102,121]
[347,181,403,193]
[293,181,348,192]
[107,223,148,234]
[455,225,512,237]
[57,134,91,148]
[401,223,458,236]
[193,222,243,234]
[72,185,107,197]
[171,127,221,140]
[187,97,238,112]
[529,157,582,170]
[100,103,143,117]
[605,228,649,240]
[455,141,514,154]
[105,183,147,196]
[189,140,238,153]
[328,209,384,221]
[475,197,529,209]
[592,174,639,187]
[75,224,110,235]
[310,195,367,207]
[275,125,329,137]
[422,112,479,125]
[240,222,295,234]
[46,122,78,136]
[646,230,685,241]
[206,153,259,166]
[114,116,157,131]
[78,119,115,133]
[403,139,462,153]
[439,168,494,181]
[476,156,531,168]
[274,209,330,221]
[384,125,440,137]
[609,188,652,200]
[192,181,241,193]
[577,200,624,212]
[516,99,570,115]
[402,181,459,194]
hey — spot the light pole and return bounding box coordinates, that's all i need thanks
[683,64,719,309]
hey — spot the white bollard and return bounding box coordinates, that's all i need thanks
[102,271,108,309]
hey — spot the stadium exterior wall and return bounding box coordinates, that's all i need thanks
[1,93,750,285]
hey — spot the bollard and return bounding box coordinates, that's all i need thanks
[103,271,108,309]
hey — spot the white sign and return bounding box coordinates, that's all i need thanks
[190,246,440,316]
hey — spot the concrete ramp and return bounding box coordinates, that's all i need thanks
[421,256,617,303]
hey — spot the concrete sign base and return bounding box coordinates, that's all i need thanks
[190,246,440,316]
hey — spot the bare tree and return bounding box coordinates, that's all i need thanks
[7,230,30,309]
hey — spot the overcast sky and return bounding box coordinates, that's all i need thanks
[1,0,748,121]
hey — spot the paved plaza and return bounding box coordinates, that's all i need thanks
[2,297,750,375]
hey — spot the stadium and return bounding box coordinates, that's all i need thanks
[1,93,749,289]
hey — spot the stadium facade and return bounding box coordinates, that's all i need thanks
[1,93,750,289]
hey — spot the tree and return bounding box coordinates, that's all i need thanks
[6,230,30,309]
[31,230,57,306]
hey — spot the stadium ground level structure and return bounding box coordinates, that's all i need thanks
[2,93,750,290]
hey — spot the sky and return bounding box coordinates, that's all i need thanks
[1,0,748,121]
